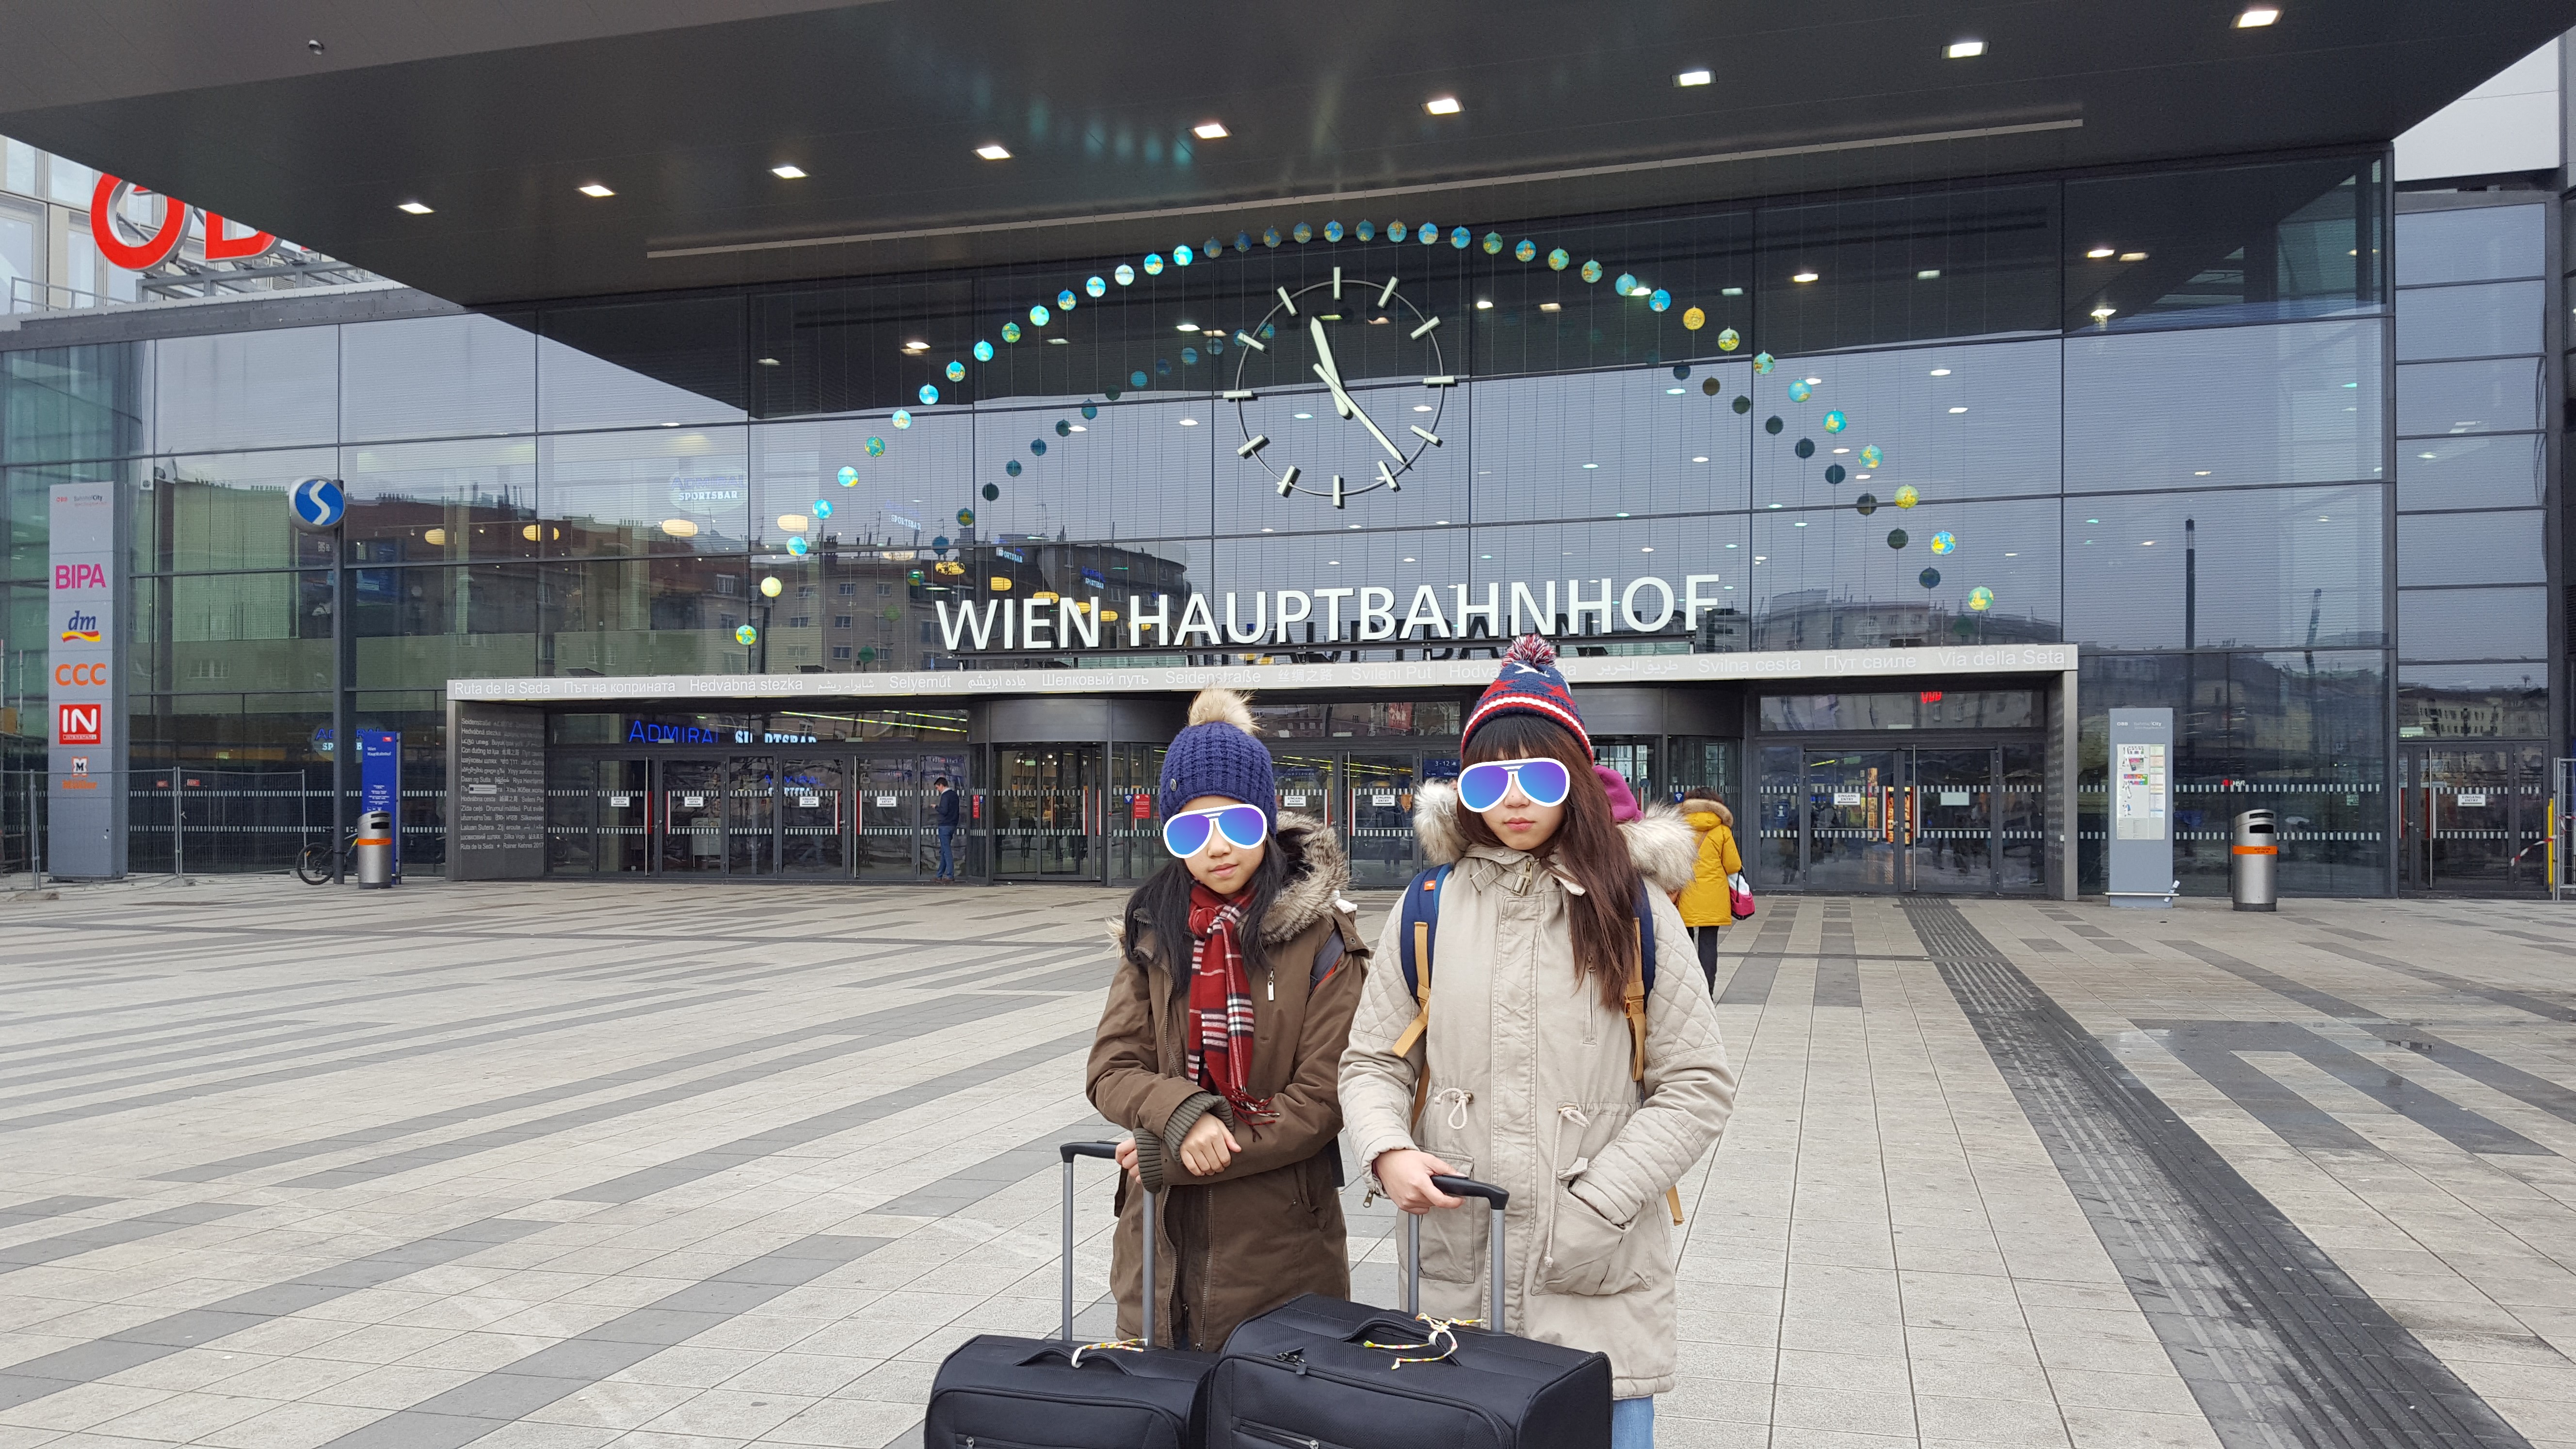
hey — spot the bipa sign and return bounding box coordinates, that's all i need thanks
[89,174,279,271]
[53,563,108,591]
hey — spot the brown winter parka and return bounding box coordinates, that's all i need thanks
[1085,815,1368,1352]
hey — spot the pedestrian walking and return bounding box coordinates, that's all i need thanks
[1675,787,1743,991]
[1341,636,1736,1449]
[1087,688,1368,1352]
[933,775,960,880]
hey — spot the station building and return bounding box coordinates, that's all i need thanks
[0,6,2569,897]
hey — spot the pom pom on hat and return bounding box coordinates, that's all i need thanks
[1463,633,1590,753]
[1187,687,1257,734]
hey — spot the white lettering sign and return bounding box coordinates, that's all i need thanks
[2456,792,2489,806]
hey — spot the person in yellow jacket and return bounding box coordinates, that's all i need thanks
[1675,788,1742,991]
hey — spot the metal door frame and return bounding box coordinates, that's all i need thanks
[1777,734,2043,895]
[2397,742,2552,895]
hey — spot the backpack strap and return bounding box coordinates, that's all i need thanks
[1625,885,1686,1226]
[1391,865,1449,1127]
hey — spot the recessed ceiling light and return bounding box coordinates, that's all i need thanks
[1402,557,1417,563]
[1721,287,1744,296]
[1692,456,1709,463]
[1642,546,1656,552]
[1178,418,1199,426]
[1048,337,1067,344]
[1916,269,1940,279]
[2237,7,2279,27]
[2086,246,2115,259]
[1791,271,1819,283]
[2120,251,2149,262]
[397,201,433,215]
[1929,368,1951,376]
[903,340,928,352]
[1176,322,1200,332]
[757,357,780,366]
[578,183,614,197]
[2091,306,2118,319]
[2194,470,2211,476]
[975,144,1012,161]
[1675,68,1712,87]
[1665,387,1686,395]
[1476,299,1493,309]
[1582,463,1599,469]
[1293,413,1313,420]
[772,164,807,179]
[1069,424,1085,431]
[1948,406,1969,414]
[1804,377,1821,385]
[1414,404,1433,412]
[1540,302,1562,312]
[1193,121,1229,139]
[1946,39,1985,58]
[1424,96,1462,115]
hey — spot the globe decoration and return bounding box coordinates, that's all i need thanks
[840,464,861,483]
[1701,378,1722,397]
[1717,328,1740,352]
[1855,494,1878,515]
[1144,253,1166,274]
[946,360,966,382]
[1055,419,1072,436]
[1549,247,1570,270]
[1059,290,1078,311]
[760,576,783,598]
[1887,529,1909,549]
[1005,460,1022,477]
[1794,438,1815,458]
[1289,225,1310,244]
[1968,587,1996,612]
[1787,379,1811,403]
[1086,275,1107,297]
[1732,396,1753,415]
[1483,232,1503,255]
[892,409,912,428]
[735,624,758,646]
[1615,273,1637,295]
[982,483,999,500]
[1263,227,1282,247]
[1581,259,1604,283]
[1081,402,1098,419]
[1682,306,1705,330]
[1822,410,1846,433]
[1116,264,1136,285]
[1649,289,1672,312]
[1131,370,1149,388]
[787,536,809,556]
[1930,531,1957,555]
[812,498,834,519]
[1753,352,1775,374]
[1387,221,1407,242]
[1325,221,1344,242]
[1174,245,1194,265]
[1030,438,1046,455]
[1029,304,1051,324]
[1673,363,1691,380]
[918,385,938,404]
[933,535,949,549]
[1824,465,1846,485]
[957,508,975,527]
[1356,221,1376,241]
[1205,237,1224,256]
[1516,240,1537,262]
[1002,322,1022,343]
[1859,444,1883,468]
[1894,485,1919,508]
[1181,347,1199,366]
[1919,568,1941,589]
[1450,226,1471,248]
[974,340,995,362]
[1764,416,1783,435]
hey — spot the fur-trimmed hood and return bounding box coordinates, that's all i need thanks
[1103,812,1353,948]
[1412,777,1699,896]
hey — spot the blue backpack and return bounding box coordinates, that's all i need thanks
[1387,862,1682,1222]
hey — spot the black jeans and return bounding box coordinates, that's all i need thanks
[1693,924,1721,992]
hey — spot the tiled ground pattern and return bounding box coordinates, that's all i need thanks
[0,877,2570,1449]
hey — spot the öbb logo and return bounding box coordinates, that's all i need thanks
[53,564,107,591]
[90,175,278,271]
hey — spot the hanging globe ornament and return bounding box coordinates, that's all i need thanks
[1482,232,1503,255]
[1824,465,1846,485]
[1930,531,1957,555]
[1859,444,1883,468]
[1144,253,1165,274]
[1717,327,1740,352]
[1615,273,1638,295]
[1081,402,1098,420]
[973,340,995,362]
[1005,460,1022,477]
[1856,494,1879,515]
[1205,237,1224,257]
[918,385,939,404]
[787,536,809,556]
[1887,529,1909,549]
[1029,304,1051,325]
[957,508,975,527]
[1390,221,1410,242]
[841,463,862,483]
[1822,410,1846,434]
[1324,221,1344,242]
[1002,322,1022,343]
[1356,221,1376,241]
[1787,379,1811,402]
[1581,260,1603,283]
[760,576,783,598]
[1764,416,1783,435]
[1548,247,1570,271]
[892,409,912,428]
[932,535,949,549]
[982,483,999,501]
[1263,227,1281,247]
[1058,289,1078,310]
[1420,224,1441,247]
[1682,306,1705,331]
[1649,289,1672,312]
[1732,395,1753,415]
[812,499,834,519]
[1753,352,1775,374]
[1894,484,1919,508]
[1919,568,1942,589]
[1055,419,1072,437]
[736,624,758,646]
[1794,438,1815,458]
[946,360,966,381]
[1291,224,1312,243]
[1086,275,1107,297]
[1515,239,1537,262]
[1030,438,1047,456]
[1174,245,1193,266]
[1968,587,1995,612]
[1116,263,1137,285]
[1450,226,1471,248]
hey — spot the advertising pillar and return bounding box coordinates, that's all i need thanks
[359,730,402,876]
[2107,707,2174,907]
[47,477,126,879]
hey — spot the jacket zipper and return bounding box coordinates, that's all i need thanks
[1239,1353,1512,1442]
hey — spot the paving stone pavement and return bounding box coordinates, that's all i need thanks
[0,876,2572,1449]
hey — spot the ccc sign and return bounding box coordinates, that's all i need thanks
[53,662,108,686]
[90,174,277,271]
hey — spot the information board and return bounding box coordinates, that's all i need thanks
[2107,708,2175,906]
[449,702,546,879]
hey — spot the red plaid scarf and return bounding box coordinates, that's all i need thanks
[1185,884,1276,1127]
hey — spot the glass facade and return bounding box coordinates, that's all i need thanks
[4,147,2559,894]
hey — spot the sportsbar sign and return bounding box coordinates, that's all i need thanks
[933,573,1727,652]
[88,175,280,270]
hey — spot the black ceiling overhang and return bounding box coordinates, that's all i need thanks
[0,1,2568,308]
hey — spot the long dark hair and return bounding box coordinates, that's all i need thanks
[1457,714,1642,1012]
[1119,830,1292,987]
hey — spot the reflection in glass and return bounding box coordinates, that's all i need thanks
[2395,509,2544,587]
[2397,586,2545,661]
[2061,485,2381,650]
[2064,320,2382,490]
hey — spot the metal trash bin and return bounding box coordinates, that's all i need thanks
[354,810,397,890]
[2231,809,2277,912]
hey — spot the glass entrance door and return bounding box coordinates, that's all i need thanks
[1345,754,1419,889]
[1273,750,1338,827]
[855,757,918,879]
[995,745,1104,879]
[919,754,972,880]
[660,760,725,874]
[2399,745,2549,894]
[1759,745,2039,895]
[779,758,848,877]
[725,757,778,876]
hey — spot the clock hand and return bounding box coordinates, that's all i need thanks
[1308,318,1352,419]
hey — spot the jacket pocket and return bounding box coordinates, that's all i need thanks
[1535,1104,1657,1297]
[1409,1152,1481,1284]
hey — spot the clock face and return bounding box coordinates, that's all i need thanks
[1229,273,1450,508]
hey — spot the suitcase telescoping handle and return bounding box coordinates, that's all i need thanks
[1403,1174,1511,1327]
[1060,1141,1153,1348]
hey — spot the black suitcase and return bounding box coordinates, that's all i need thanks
[1207,1174,1613,1449]
[925,1140,1217,1449]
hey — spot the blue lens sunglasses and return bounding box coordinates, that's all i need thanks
[1162,803,1270,858]
[1456,758,1573,813]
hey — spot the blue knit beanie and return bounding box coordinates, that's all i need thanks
[1159,688,1276,826]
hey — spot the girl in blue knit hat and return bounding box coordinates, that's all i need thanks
[1339,636,1735,1449]
[1087,687,1368,1351]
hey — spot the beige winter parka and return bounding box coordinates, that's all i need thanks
[1338,781,1735,1398]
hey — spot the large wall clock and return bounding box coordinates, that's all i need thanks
[1227,269,1451,508]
